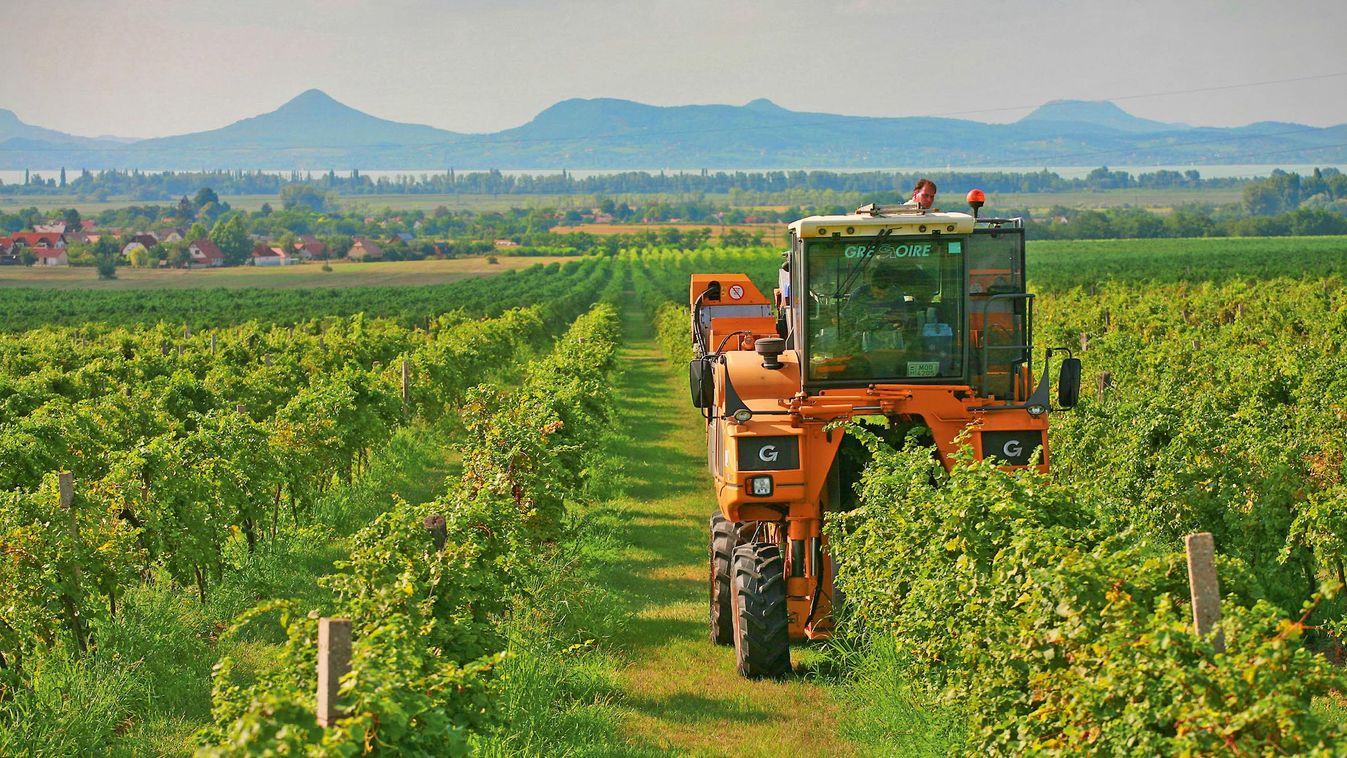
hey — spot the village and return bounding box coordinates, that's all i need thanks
[0,219,488,269]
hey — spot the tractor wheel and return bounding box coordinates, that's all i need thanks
[709,511,736,645]
[730,543,791,678]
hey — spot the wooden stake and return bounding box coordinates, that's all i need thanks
[1096,371,1113,401]
[316,618,352,727]
[423,514,447,551]
[1185,532,1225,653]
[210,333,217,355]
[1078,332,1088,352]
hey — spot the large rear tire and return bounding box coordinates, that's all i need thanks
[730,543,791,678]
[709,511,736,645]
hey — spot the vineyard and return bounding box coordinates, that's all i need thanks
[1,236,1347,754]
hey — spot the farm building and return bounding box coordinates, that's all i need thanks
[33,248,69,266]
[347,238,384,260]
[251,245,295,266]
[188,239,225,268]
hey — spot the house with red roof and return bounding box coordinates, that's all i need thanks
[8,232,67,250]
[347,238,383,261]
[251,245,294,267]
[294,234,326,261]
[188,239,225,268]
[33,248,69,266]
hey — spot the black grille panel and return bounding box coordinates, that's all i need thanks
[737,436,800,471]
[981,430,1044,466]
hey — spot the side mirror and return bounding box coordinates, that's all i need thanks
[689,358,715,408]
[1057,357,1082,409]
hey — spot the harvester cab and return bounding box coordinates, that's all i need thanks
[690,194,1082,678]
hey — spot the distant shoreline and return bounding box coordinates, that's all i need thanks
[4,164,1346,186]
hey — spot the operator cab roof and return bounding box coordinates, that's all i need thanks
[790,203,976,239]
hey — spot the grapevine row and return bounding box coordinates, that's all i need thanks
[633,241,1347,753]
[0,258,615,677]
[195,299,623,754]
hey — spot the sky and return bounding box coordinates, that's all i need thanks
[5,0,1347,139]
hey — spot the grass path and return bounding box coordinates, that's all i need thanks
[591,303,855,757]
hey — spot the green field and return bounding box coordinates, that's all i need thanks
[3,237,1347,754]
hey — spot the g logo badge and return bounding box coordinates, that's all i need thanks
[1003,440,1023,459]
[758,445,779,463]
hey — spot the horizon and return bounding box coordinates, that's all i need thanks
[4,0,1346,140]
[3,87,1344,146]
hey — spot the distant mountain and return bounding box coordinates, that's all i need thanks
[1018,100,1183,133]
[0,108,116,147]
[0,91,1343,170]
[138,89,459,150]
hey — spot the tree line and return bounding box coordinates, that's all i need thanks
[1,166,1255,200]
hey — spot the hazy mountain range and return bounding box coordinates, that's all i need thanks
[1,89,1343,170]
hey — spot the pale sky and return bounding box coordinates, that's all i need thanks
[5,0,1347,139]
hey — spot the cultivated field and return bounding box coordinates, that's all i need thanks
[0,254,566,290]
[548,221,781,239]
[3,237,1346,755]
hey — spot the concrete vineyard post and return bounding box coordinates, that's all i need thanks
[1185,532,1225,653]
[210,333,216,355]
[316,617,352,727]
[1078,332,1088,352]
[58,472,88,655]
[401,359,410,406]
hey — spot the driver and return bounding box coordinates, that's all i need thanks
[848,259,913,325]
[843,259,915,354]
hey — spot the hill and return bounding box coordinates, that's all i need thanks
[0,91,1343,169]
[1018,100,1183,133]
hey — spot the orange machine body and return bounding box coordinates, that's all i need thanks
[692,210,1068,647]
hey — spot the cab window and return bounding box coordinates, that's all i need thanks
[804,236,964,383]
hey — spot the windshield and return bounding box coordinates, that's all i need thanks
[804,236,964,382]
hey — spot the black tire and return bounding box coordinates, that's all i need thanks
[730,543,791,678]
[709,511,736,645]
